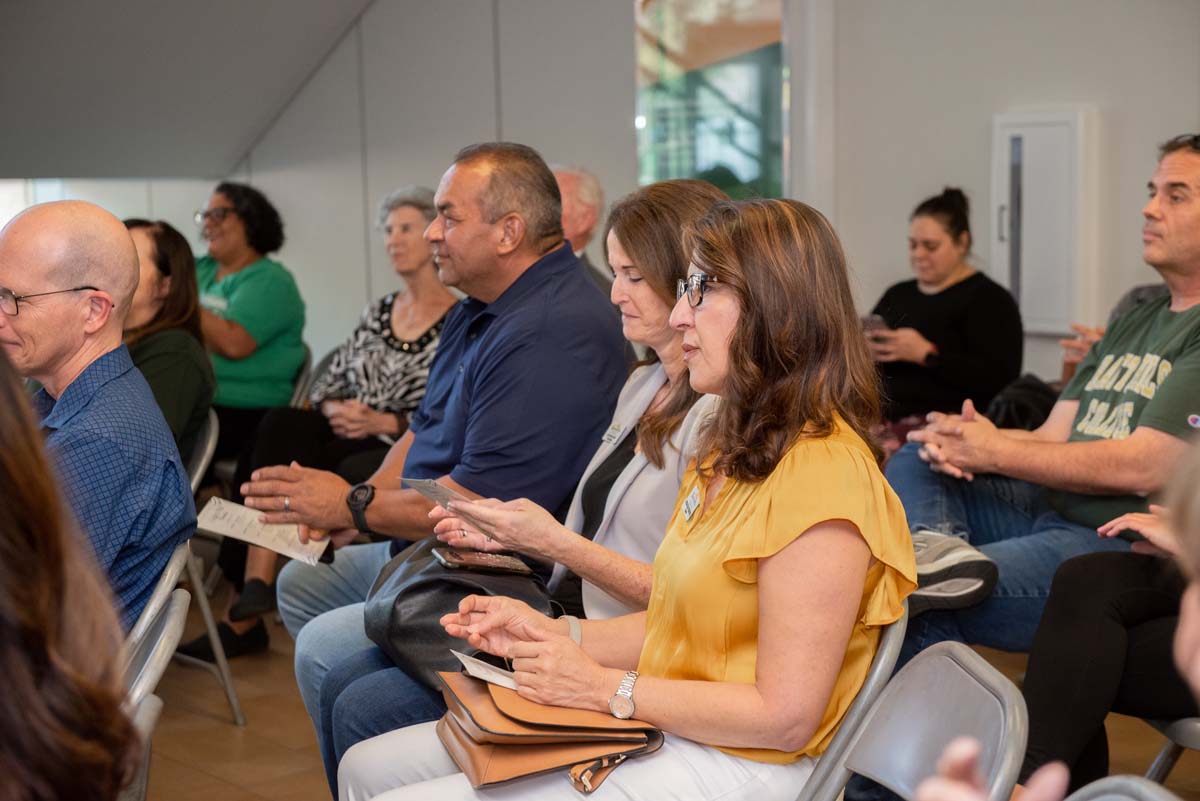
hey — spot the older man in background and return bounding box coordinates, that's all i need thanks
[0,201,195,629]
[552,164,610,293]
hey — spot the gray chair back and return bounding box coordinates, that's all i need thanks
[117,693,164,801]
[124,588,190,709]
[185,409,219,494]
[1144,717,1200,782]
[837,641,1027,801]
[125,541,191,652]
[1067,775,1184,801]
[799,602,909,801]
[288,343,314,407]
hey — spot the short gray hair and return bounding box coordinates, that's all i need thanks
[551,164,604,213]
[377,185,436,228]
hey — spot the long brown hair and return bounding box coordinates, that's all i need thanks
[0,351,136,800]
[686,199,883,482]
[603,179,728,468]
[123,218,203,346]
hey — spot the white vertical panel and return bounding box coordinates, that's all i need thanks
[496,0,637,266]
[0,181,29,227]
[57,179,151,220]
[249,26,369,362]
[360,0,498,297]
[146,178,219,252]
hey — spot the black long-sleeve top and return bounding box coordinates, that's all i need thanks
[872,272,1023,421]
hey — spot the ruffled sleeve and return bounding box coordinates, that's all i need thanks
[722,434,917,627]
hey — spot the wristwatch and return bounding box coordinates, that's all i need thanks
[346,483,376,534]
[608,670,639,720]
[561,614,582,645]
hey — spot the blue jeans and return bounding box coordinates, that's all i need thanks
[885,443,1131,663]
[279,542,447,797]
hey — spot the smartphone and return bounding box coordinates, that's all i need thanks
[402,477,471,510]
[862,314,888,333]
[432,547,533,575]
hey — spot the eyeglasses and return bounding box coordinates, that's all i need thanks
[0,285,99,316]
[194,207,236,226]
[676,274,721,308]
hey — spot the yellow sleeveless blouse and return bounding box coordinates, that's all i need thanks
[636,418,917,763]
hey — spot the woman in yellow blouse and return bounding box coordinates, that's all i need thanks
[337,199,918,801]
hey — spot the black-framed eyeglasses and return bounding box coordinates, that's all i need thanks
[0,285,99,316]
[676,274,721,308]
[194,207,236,226]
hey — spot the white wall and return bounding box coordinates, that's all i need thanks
[240,0,637,359]
[833,0,1200,378]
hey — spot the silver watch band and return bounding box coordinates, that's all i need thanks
[617,670,638,699]
[562,614,582,645]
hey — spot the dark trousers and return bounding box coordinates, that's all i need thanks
[216,407,391,591]
[1020,552,1196,789]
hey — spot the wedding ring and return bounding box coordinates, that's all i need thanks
[284,496,291,512]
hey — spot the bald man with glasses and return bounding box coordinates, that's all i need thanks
[0,200,194,629]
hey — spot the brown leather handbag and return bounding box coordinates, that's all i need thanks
[435,671,664,794]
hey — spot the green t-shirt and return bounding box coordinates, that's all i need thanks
[196,255,306,408]
[1047,295,1200,527]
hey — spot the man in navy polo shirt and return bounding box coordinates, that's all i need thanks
[0,201,195,630]
[241,142,625,781]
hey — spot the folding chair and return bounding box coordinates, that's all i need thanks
[179,408,246,725]
[125,541,190,653]
[124,588,190,709]
[117,693,164,801]
[1144,717,1200,783]
[818,641,1027,801]
[799,602,909,801]
[1067,775,1184,801]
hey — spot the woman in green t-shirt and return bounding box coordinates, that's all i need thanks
[193,182,306,474]
[122,218,214,461]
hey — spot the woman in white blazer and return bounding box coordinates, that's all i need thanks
[431,178,727,620]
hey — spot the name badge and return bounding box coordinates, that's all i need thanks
[682,486,701,521]
[601,423,625,445]
[200,293,228,313]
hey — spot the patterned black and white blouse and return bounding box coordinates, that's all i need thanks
[308,292,447,419]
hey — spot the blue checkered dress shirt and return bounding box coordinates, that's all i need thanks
[35,345,196,630]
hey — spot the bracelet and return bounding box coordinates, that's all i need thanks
[561,614,582,645]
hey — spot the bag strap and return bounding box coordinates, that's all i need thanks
[569,754,629,793]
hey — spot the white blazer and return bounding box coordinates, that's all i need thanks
[550,363,718,620]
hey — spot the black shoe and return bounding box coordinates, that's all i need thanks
[228,579,277,622]
[177,619,268,662]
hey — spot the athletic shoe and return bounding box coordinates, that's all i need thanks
[908,530,998,617]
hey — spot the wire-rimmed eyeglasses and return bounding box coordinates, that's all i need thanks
[0,285,99,316]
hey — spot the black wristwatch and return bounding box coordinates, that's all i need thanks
[347,483,376,533]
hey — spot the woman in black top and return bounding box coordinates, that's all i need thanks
[868,187,1022,451]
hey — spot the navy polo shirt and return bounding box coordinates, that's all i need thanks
[402,243,626,543]
[35,345,196,630]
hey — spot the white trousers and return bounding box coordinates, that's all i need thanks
[339,720,814,801]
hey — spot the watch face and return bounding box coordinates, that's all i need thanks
[609,694,635,720]
[349,484,374,507]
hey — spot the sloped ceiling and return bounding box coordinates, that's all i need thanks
[0,0,373,178]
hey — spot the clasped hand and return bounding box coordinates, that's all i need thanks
[907,400,1001,481]
[441,595,611,711]
[321,399,392,439]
